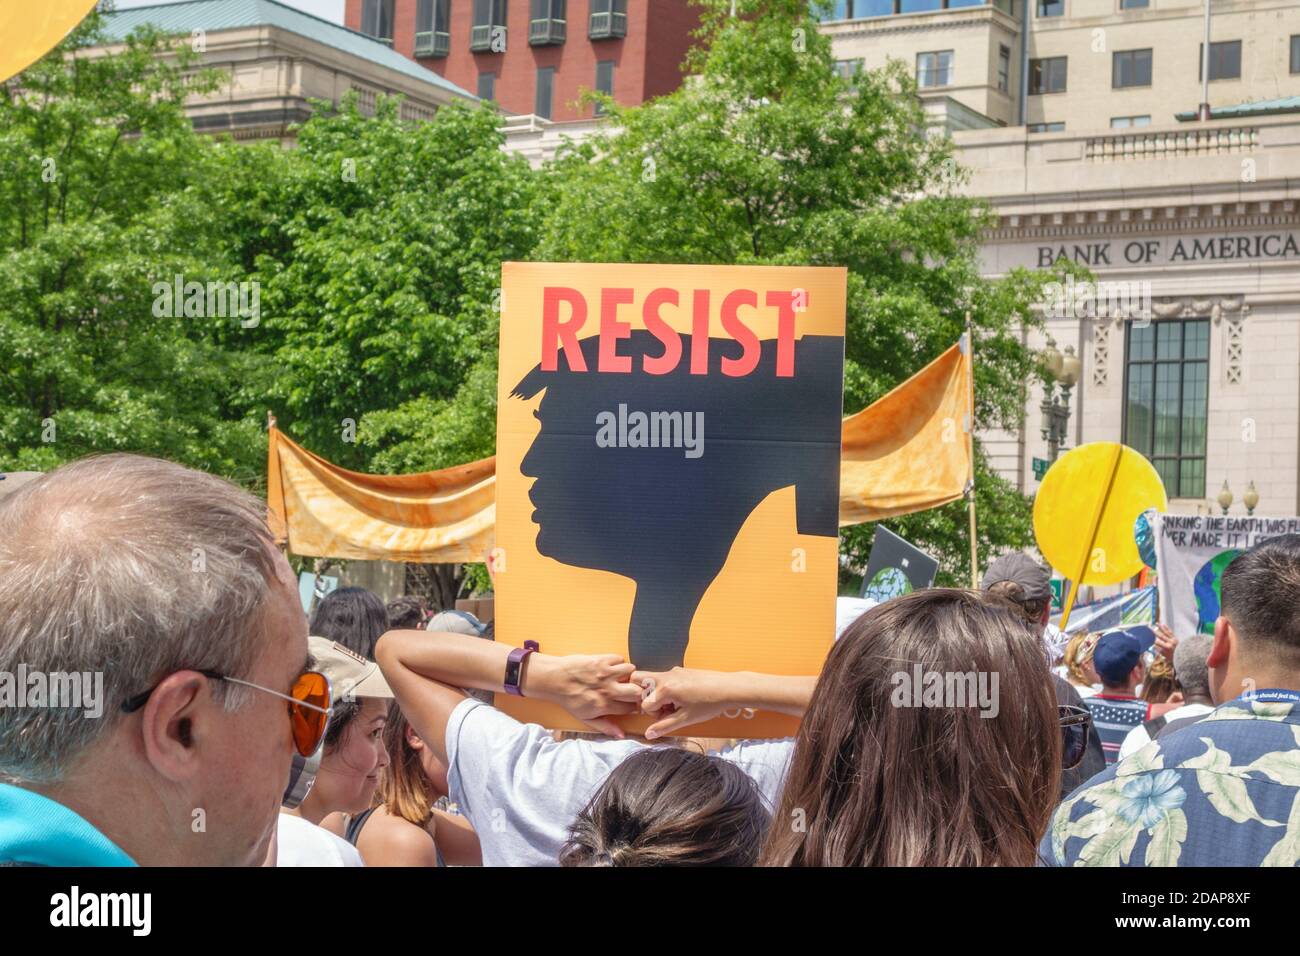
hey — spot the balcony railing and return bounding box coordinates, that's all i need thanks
[529,18,567,45]
[589,11,627,39]
[1084,126,1259,162]
[414,30,450,57]
[470,24,506,51]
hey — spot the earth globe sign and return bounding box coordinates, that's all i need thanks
[864,566,912,603]
[1194,549,1242,634]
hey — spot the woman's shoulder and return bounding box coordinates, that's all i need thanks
[356,807,439,867]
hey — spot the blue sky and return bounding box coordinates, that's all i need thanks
[108,0,346,24]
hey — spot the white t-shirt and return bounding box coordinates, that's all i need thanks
[1117,702,1215,760]
[276,812,365,867]
[445,698,795,867]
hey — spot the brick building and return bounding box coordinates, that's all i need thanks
[345,0,701,120]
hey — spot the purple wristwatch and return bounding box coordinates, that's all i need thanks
[503,641,540,697]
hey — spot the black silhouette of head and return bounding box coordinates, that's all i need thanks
[512,331,843,670]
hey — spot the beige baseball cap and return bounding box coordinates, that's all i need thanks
[307,636,395,703]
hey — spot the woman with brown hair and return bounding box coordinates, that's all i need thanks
[560,747,771,866]
[336,701,482,867]
[759,589,1063,867]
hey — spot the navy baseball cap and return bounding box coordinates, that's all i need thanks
[1092,630,1145,685]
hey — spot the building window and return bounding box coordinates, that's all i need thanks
[1292,36,1300,74]
[1036,0,1063,17]
[471,0,508,52]
[415,0,450,57]
[1124,320,1209,500]
[816,0,1007,17]
[530,0,566,46]
[1198,40,1241,81]
[1119,0,1148,8]
[1112,48,1152,88]
[477,72,497,101]
[916,50,953,88]
[1110,114,1151,128]
[834,58,865,84]
[594,60,614,115]
[1028,122,1065,132]
[361,0,394,44]
[997,44,1010,93]
[589,0,627,39]
[535,66,555,119]
[1028,56,1067,94]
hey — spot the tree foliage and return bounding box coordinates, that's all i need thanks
[0,1,1064,587]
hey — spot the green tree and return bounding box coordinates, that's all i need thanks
[540,0,1058,586]
[207,95,547,473]
[0,13,265,477]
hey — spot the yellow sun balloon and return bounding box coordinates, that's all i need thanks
[1033,441,1167,628]
[0,2,102,85]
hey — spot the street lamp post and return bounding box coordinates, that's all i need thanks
[1244,481,1260,515]
[1217,480,1233,515]
[1039,337,1081,462]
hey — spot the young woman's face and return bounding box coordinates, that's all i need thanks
[317,697,390,815]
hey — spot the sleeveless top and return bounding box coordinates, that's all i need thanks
[345,807,445,867]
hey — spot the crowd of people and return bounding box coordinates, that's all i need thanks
[1,453,1298,867]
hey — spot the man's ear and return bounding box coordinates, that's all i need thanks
[138,671,210,783]
[1208,616,1232,669]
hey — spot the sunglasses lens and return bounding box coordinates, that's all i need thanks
[290,672,330,757]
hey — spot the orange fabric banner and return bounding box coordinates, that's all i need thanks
[839,340,974,526]
[266,427,496,562]
[266,341,971,560]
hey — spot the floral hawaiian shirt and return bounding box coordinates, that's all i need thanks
[1040,696,1300,866]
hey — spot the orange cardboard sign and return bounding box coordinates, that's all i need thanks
[494,262,847,737]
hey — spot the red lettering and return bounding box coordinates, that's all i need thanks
[766,290,799,377]
[598,287,635,373]
[541,287,587,372]
[691,290,710,375]
[642,288,681,375]
[720,289,760,377]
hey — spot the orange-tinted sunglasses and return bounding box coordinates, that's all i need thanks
[122,669,333,757]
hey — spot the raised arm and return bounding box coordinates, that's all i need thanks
[374,629,645,764]
[632,667,818,739]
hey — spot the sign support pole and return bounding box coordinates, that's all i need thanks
[964,313,978,589]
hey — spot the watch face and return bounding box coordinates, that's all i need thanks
[505,656,523,690]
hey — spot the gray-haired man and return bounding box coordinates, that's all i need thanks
[0,454,311,865]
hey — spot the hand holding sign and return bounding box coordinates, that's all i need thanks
[1033,442,1167,629]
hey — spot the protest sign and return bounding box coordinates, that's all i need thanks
[495,262,846,736]
[1154,514,1300,636]
[1050,584,1157,635]
[860,526,939,601]
[1033,442,1167,628]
